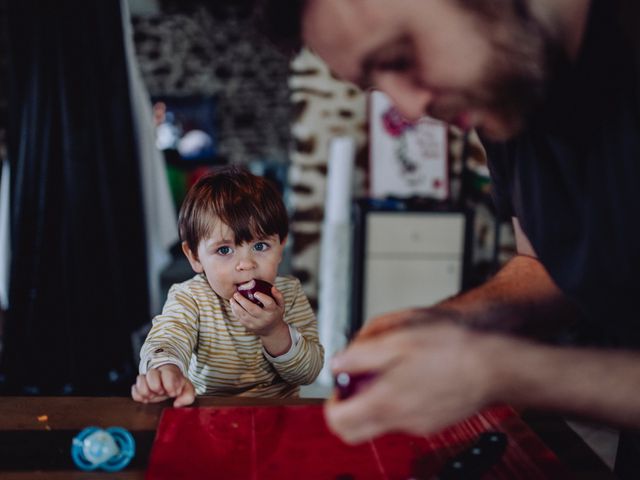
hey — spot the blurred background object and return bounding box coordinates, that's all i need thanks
[2,0,151,395]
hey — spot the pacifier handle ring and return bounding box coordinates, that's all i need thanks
[71,426,102,471]
[101,427,136,472]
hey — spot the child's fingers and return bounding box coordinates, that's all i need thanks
[230,298,251,325]
[132,380,169,404]
[173,380,196,407]
[131,384,145,402]
[232,293,261,315]
[230,295,244,312]
[269,286,285,307]
[146,368,168,397]
[253,292,275,308]
[134,374,152,398]
[253,287,283,310]
[161,368,184,397]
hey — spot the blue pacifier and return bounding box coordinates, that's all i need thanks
[71,426,136,471]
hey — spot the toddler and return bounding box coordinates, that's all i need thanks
[132,166,324,406]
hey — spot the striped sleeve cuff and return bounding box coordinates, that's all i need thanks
[139,347,188,376]
[263,324,302,363]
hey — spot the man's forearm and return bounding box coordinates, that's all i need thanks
[360,255,581,341]
[433,254,582,338]
[484,335,640,428]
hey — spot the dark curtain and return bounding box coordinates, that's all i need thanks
[2,1,150,394]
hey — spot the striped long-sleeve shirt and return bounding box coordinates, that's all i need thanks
[139,274,324,398]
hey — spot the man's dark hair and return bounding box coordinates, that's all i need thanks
[252,0,308,57]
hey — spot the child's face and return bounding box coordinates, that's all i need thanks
[182,220,286,300]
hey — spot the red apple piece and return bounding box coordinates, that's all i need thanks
[236,279,274,307]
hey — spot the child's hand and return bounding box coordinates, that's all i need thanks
[231,284,292,356]
[231,283,286,336]
[131,364,196,407]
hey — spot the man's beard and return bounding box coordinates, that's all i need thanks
[480,14,567,139]
[432,0,567,140]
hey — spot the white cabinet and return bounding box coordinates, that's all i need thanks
[354,211,467,328]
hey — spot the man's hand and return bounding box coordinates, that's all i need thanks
[324,322,498,444]
[131,364,196,407]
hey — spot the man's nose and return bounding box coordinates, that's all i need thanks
[374,73,433,122]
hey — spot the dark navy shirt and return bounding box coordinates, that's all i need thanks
[486,0,640,347]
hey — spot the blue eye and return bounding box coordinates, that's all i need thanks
[253,242,269,252]
[217,246,232,255]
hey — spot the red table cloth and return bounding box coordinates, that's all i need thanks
[146,404,571,479]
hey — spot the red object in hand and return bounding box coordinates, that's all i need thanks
[236,279,274,307]
[335,372,376,400]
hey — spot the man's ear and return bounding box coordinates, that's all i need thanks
[182,241,204,273]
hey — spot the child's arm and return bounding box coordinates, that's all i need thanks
[262,279,325,385]
[231,278,324,385]
[135,284,200,404]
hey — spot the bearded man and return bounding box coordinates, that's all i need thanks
[256,0,640,474]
